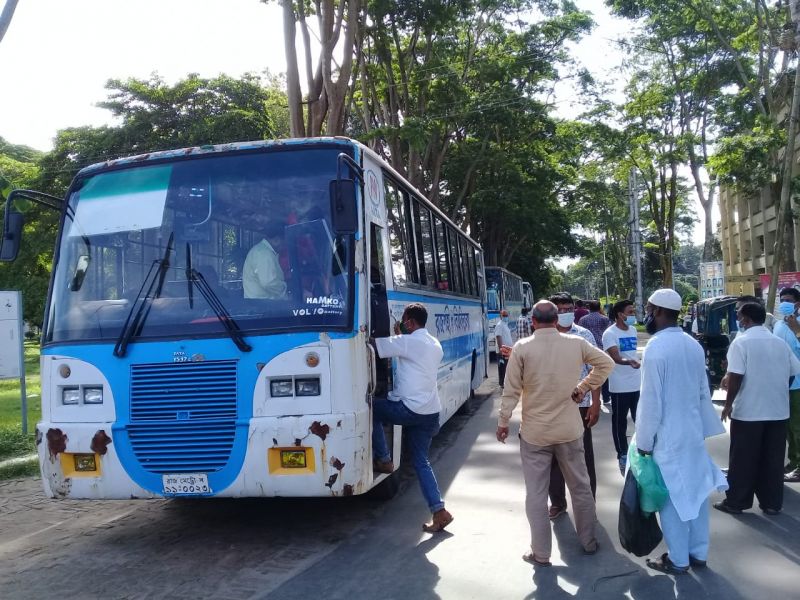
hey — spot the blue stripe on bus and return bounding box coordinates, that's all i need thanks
[387,289,483,306]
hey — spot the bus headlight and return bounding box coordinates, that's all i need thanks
[62,387,81,405]
[270,379,294,397]
[295,378,320,397]
[83,387,104,404]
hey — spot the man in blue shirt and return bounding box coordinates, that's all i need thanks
[773,287,800,482]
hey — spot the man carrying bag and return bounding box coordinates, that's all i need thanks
[632,289,727,575]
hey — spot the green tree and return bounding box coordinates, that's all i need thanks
[2,74,289,326]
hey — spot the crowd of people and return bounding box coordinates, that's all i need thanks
[369,288,799,575]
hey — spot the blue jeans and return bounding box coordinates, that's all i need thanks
[659,496,710,568]
[372,397,445,512]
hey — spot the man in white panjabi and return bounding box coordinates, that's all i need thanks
[635,288,728,575]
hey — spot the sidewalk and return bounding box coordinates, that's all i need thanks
[266,372,800,599]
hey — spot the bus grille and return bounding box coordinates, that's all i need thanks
[128,360,238,474]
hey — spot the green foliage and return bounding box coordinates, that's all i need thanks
[1,74,289,326]
[0,425,35,461]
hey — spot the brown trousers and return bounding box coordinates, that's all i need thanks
[519,436,597,560]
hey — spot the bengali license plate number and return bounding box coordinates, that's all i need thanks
[162,473,210,495]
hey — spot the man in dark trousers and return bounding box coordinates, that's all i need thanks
[715,301,800,516]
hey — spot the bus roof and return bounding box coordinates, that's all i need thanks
[485,266,523,278]
[75,136,357,177]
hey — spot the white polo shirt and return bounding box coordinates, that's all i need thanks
[726,325,800,421]
[375,328,444,415]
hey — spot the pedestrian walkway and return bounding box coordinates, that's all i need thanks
[266,369,800,599]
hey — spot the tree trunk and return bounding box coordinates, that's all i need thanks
[0,0,19,45]
[281,1,305,137]
[767,62,800,309]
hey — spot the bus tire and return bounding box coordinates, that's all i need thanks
[369,471,399,501]
[458,351,478,416]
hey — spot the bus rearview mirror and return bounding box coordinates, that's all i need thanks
[329,179,357,234]
[0,210,24,262]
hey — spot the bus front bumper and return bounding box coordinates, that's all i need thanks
[36,412,374,499]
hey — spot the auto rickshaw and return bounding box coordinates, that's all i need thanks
[694,295,739,390]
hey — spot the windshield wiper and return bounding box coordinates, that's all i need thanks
[113,233,174,358]
[186,266,252,352]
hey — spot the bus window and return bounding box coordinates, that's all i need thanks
[434,217,449,290]
[412,199,436,289]
[385,180,413,286]
[459,237,475,296]
[448,227,463,293]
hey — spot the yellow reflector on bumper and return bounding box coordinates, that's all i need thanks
[60,452,101,477]
[268,447,316,475]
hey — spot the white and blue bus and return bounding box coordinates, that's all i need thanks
[1,137,487,499]
[485,266,526,356]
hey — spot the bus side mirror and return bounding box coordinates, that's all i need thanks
[0,210,24,262]
[329,178,358,234]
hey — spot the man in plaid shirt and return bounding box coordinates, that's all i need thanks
[517,307,532,339]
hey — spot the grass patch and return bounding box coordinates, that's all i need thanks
[0,341,41,460]
[0,456,39,480]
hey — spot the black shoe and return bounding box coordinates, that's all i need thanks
[760,507,781,516]
[713,501,742,515]
[689,556,707,568]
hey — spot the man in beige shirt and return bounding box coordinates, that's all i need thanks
[497,300,614,566]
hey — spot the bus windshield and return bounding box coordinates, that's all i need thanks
[486,268,503,311]
[45,147,353,345]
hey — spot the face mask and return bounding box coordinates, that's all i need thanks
[779,301,796,317]
[557,312,575,328]
[644,312,657,335]
[398,320,410,334]
[502,316,509,323]
[737,320,746,332]
[624,315,637,327]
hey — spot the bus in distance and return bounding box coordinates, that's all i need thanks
[485,266,526,356]
[0,137,487,500]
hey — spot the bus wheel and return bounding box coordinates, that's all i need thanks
[369,471,399,501]
[458,352,478,416]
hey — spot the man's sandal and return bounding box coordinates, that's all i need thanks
[422,509,454,533]
[646,552,689,575]
[522,552,552,567]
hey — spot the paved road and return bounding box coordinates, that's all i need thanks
[3,353,799,599]
[0,381,494,599]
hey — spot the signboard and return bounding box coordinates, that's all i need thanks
[0,291,28,433]
[759,272,800,313]
[0,291,23,379]
[699,261,725,299]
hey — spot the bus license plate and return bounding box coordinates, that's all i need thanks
[162,473,211,495]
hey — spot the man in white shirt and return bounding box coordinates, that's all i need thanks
[636,289,727,575]
[372,302,451,533]
[243,221,287,299]
[714,301,800,516]
[602,299,642,474]
[495,309,513,388]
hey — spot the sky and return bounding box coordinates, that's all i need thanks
[0,0,712,251]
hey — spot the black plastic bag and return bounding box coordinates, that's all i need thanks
[618,470,663,557]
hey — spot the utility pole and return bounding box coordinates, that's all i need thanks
[629,169,644,321]
[767,1,800,310]
[602,240,610,302]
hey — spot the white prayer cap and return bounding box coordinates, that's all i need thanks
[648,288,682,311]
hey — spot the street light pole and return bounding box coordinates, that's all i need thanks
[629,169,644,320]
